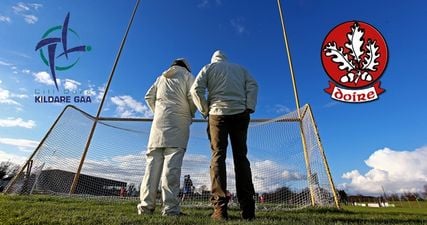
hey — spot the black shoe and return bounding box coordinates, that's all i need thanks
[241,207,255,220]
[242,214,255,221]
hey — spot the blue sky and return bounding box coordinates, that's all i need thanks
[1,0,426,196]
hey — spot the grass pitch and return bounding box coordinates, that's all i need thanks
[0,195,426,225]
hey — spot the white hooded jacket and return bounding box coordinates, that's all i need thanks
[145,65,196,149]
[190,50,258,117]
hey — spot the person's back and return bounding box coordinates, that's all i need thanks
[151,66,194,118]
[191,50,258,221]
[146,64,195,149]
[191,50,257,117]
[184,176,193,188]
[204,62,248,114]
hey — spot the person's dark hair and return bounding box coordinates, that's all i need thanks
[171,59,191,72]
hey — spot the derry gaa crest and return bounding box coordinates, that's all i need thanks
[321,21,388,103]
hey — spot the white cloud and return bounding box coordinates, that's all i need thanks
[341,146,427,195]
[273,104,291,114]
[83,87,96,97]
[0,118,36,129]
[82,83,104,101]
[0,60,13,66]
[0,84,27,106]
[181,154,211,189]
[29,3,43,10]
[82,153,146,184]
[282,170,305,181]
[0,15,11,23]
[12,2,42,24]
[33,71,60,86]
[0,87,21,105]
[96,84,106,102]
[12,2,42,12]
[11,93,28,99]
[252,160,305,193]
[12,3,30,13]
[110,95,153,118]
[21,69,31,74]
[23,14,37,24]
[63,79,81,91]
[0,150,27,165]
[0,137,39,152]
[230,18,246,34]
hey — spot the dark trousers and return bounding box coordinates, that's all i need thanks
[208,111,255,211]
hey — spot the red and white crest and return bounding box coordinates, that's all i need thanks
[321,21,388,103]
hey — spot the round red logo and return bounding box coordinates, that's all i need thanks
[321,21,388,102]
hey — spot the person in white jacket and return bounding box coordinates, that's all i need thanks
[137,58,196,216]
[190,50,258,221]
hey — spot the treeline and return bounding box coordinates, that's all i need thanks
[337,187,427,205]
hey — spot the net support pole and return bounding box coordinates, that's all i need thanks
[276,0,315,206]
[300,105,316,206]
[307,105,340,208]
[4,105,71,193]
[69,0,141,194]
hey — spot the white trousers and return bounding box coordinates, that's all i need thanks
[139,147,185,215]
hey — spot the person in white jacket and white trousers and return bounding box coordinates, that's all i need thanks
[137,58,196,216]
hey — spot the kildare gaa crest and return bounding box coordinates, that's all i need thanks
[321,21,388,103]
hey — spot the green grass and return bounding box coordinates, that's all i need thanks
[0,195,426,225]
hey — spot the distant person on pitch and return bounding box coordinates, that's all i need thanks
[190,50,258,221]
[181,174,194,201]
[137,58,196,216]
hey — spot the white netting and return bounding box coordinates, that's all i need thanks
[4,104,338,209]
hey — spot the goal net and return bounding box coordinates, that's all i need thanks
[4,104,338,209]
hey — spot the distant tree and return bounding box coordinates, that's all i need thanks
[337,190,348,204]
[388,193,401,201]
[265,186,295,203]
[0,161,19,179]
[402,192,419,201]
